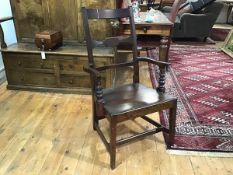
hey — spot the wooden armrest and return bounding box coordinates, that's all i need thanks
[83,65,102,78]
[0,16,14,23]
[136,57,170,67]
[96,61,134,71]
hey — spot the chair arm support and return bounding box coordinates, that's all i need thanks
[83,65,102,78]
[83,65,104,107]
[136,57,168,93]
[0,16,14,23]
[136,57,170,67]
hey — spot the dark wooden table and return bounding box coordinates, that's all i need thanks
[121,10,173,63]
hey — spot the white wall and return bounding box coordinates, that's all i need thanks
[0,0,17,82]
[216,4,229,23]
[216,0,233,23]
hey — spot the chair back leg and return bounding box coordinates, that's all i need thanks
[110,118,117,169]
[168,100,177,147]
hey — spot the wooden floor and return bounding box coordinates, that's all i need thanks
[213,23,233,30]
[0,51,233,175]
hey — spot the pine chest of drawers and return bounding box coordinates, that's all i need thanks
[1,43,114,94]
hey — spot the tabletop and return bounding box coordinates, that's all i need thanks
[121,10,173,26]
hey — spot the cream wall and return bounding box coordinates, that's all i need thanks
[0,0,17,82]
[216,0,233,23]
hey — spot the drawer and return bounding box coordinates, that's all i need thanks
[6,71,56,87]
[24,59,54,69]
[3,53,54,70]
[60,74,107,88]
[122,24,171,36]
[60,75,91,88]
[5,70,25,85]
[3,51,112,92]
[23,72,56,87]
[58,57,106,74]
[135,25,171,35]
[59,59,87,73]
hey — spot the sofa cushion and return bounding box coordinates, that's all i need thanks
[190,0,216,12]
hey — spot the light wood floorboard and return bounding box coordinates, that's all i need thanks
[0,50,232,175]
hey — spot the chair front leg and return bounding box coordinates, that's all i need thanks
[93,76,105,130]
[168,100,177,148]
[110,118,117,169]
[92,101,98,130]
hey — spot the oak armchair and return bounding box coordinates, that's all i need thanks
[82,6,177,169]
[162,1,224,40]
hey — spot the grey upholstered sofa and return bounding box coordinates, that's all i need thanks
[163,1,224,40]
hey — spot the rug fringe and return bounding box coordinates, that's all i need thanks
[167,149,233,157]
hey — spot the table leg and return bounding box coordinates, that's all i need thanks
[159,36,169,62]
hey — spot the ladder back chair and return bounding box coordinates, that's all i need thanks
[82,7,177,169]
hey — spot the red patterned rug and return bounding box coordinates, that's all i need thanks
[148,45,233,155]
[210,28,230,41]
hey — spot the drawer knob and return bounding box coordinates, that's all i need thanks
[69,80,73,84]
[40,62,44,68]
[18,61,22,66]
[143,27,148,33]
[69,64,73,69]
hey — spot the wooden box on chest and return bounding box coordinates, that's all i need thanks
[0,0,116,94]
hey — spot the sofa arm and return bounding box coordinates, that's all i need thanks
[179,13,215,37]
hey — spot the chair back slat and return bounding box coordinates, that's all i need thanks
[103,35,134,47]
[91,36,134,48]
[82,6,139,82]
[86,8,131,19]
